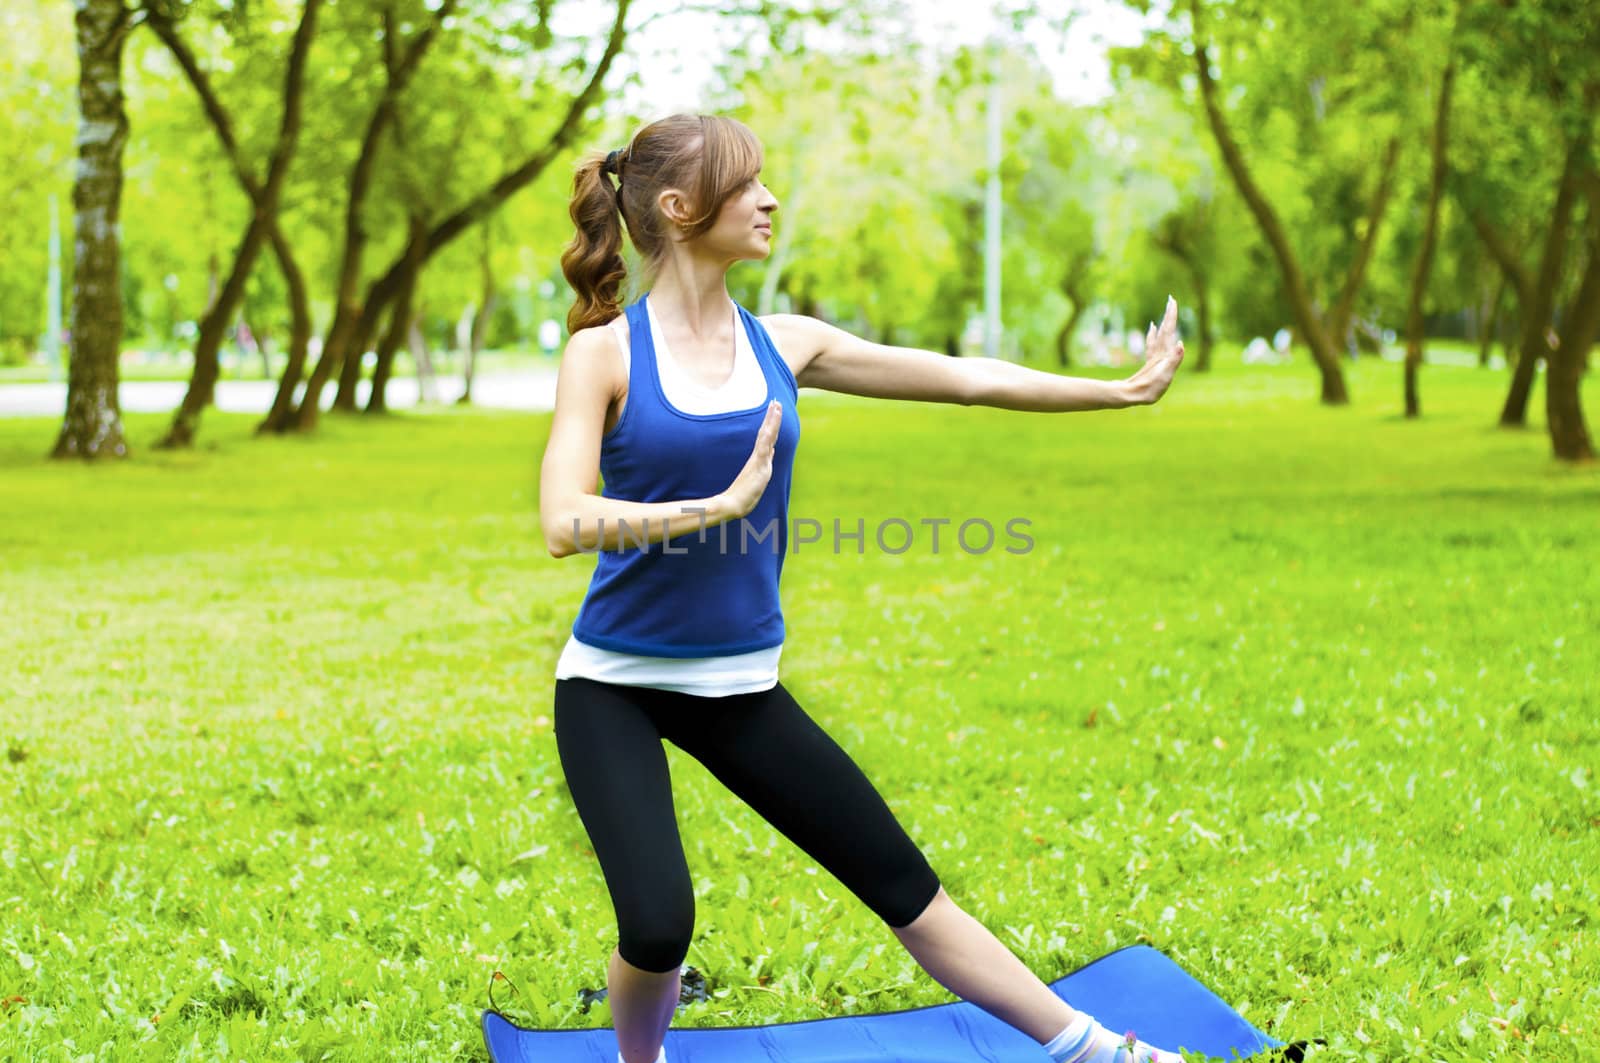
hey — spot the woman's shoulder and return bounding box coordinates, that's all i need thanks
[563,317,630,389]
[755,313,826,379]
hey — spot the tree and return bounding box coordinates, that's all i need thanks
[1545,168,1599,460]
[1402,20,1458,418]
[732,48,969,347]
[1006,80,1101,367]
[144,0,323,448]
[54,0,136,460]
[1097,79,1234,373]
[1111,0,1428,403]
[1451,0,1597,457]
[1184,0,1362,403]
[291,0,462,428]
[0,2,75,363]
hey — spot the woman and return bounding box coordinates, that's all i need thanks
[540,113,1186,1063]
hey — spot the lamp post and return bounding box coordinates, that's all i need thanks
[983,46,1003,359]
[47,193,64,382]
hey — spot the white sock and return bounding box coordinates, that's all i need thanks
[616,1048,666,1063]
[1043,1011,1181,1062]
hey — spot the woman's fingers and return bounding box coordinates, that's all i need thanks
[761,401,781,448]
[752,401,781,466]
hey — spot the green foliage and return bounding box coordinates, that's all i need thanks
[730,47,968,345]
[3,358,1598,1059]
[4,0,1596,384]
[0,1,74,352]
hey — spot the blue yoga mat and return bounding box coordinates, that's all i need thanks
[482,945,1288,1062]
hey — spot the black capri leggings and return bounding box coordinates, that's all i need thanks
[553,675,943,973]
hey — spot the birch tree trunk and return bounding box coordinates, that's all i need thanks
[53,0,131,460]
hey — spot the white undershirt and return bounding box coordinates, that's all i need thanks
[553,301,783,697]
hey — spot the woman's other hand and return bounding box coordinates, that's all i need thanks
[716,399,783,519]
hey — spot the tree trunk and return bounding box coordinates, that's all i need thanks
[257,226,314,433]
[147,0,322,442]
[54,0,132,460]
[1403,54,1455,420]
[366,219,427,414]
[459,248,495,405]
[251,325,272,379]
[332,312,368,411]
[329,0,634,388]
[409,314,439,403]
[1193,28,1348,404]
[1465,207,1533,380]
[205,250,220,314]
[1500,127,1590,427]
[296,0,459,427]
[1055,252,1093,368]
[158,220,269,448]
[1191,269,1214,372]
[1153,225,1213,372]
[1056,300,1085,368]
[1479,274,1506,368]
[365,308,405,415]
[1328,135,1403,354]
[1547,195,1600,460]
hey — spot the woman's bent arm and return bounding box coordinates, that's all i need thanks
[538,325,748,558]
[545,492,737,558]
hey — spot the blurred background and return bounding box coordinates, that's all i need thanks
[2,0,1596,457]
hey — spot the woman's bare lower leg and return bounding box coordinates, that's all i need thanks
[889,886,1078,1044]
[608,947,680,1063]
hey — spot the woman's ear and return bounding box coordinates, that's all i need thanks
[656,188,692,232]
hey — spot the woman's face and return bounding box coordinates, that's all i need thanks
[696,173,780,262]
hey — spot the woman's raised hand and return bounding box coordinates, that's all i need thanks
[718,399,783,519]
[1124,295,1186,406]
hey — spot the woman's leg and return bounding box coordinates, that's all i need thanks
[662,682,1091,1044]
[606,946,679,1063]
[888,885,1078,1043]
[665,681,1177,1062]
[657,680,942,931]
[554,677,691,1063]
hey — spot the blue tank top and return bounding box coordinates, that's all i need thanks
[569,293,802,657]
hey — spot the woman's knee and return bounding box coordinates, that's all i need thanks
[618,925,693,974]
[880,869,945,930]
[617,893,696,974]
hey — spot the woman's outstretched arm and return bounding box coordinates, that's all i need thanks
[766,296,1185,411]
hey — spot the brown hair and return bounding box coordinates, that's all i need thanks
[561,114,764,334]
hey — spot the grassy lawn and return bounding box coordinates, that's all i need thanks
[1,357,1596,1061]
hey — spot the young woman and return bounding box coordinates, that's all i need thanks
[541,113,1186,1063]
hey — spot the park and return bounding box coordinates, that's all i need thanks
[3,1,1597,1061]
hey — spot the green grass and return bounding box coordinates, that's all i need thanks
[2,357,1596,1061]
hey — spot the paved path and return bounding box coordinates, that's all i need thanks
[0,370,560,418]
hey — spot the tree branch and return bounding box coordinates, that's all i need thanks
[1463,206,1532,305]
[413,0,632,263]
[142,6,257,198]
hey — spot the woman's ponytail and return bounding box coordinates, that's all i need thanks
[561,117,764,334]
[561,152,627,334]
